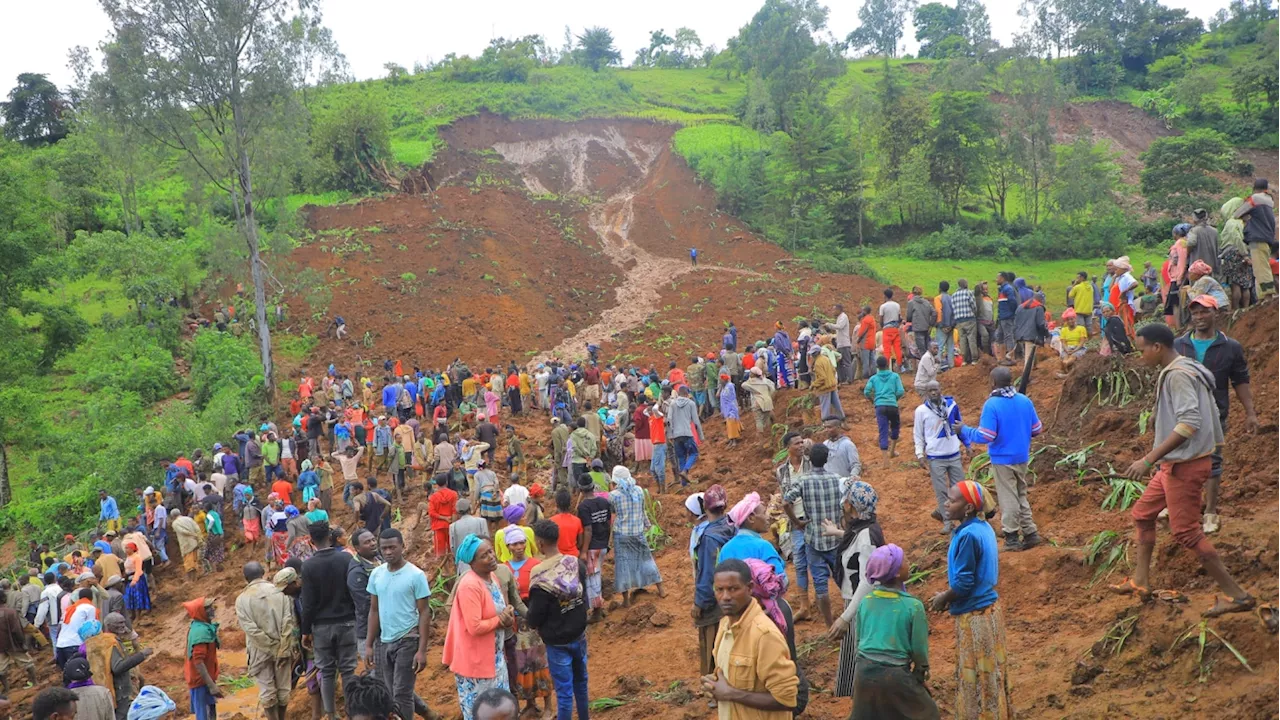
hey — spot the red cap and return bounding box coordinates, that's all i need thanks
[1188,294,1219,310]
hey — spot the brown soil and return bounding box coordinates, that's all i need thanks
[16,116,1273,720]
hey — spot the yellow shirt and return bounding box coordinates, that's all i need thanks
[565,379,576,398]
[1068,282,1095,315]
[712,600,798,720]
[518,373,532,394]
[462,378,477,397]
[1060,325,1088,350]
[494,525,539,564]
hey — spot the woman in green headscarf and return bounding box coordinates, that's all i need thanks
[1218,197,1255,309]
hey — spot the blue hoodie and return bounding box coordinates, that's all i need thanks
[863,370,905,407]
[958,389,1043,465]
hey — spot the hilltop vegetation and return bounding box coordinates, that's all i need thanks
[0,0,1276,539]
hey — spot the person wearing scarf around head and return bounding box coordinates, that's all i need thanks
[609,466,665,607]
[1184,259,1230,313]
[1100,302,1133,355]
[690,485,734,679]
[955,366,1043,553]
[170,509,203,581]
[494,504,539,564]
[929,481,1010,720]
[1165,224,1191,328]
[498,525,552,718]
[848,544,938,719]
[126,685,176,720]
[1216,197,1255,309]
[719,372,741,448]
[721,492,787,578]
[297,459,319,505]
[1109,255,1140,339]
[182,597,221,720]
[122,543,150,622]
[443,536,515,720]
[743,558,795,655]
[820,479,886,699]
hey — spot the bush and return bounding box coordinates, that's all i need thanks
[904,224,1014,261]
[188,330,263,410]
[57,326,179,404]
[310,93,393,191]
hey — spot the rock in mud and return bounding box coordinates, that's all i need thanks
[624,602,657,625]
[650,610,672,627]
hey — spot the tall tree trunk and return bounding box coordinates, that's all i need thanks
[0,443,10,508]
[231,91,274,402]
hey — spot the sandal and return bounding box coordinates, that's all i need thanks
[1108,578,1151,599]
[1154,589,1189,604]
[1257,604,1278,634]
[1202,594,1256,618]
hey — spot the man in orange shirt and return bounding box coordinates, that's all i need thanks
[184,596,222,720]
[855,305,877,380]
[427,475,457,556]
[270,476,295,508]
[549,489,585,556]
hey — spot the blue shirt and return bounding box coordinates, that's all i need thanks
[958,392,1042,465]
[718,529,786,578]
[405,381,418,403]
[381,385,397,409]
[100,496,120,521]
[1189,336,1214,363]
[366,561,431,642]
[997,283,1018,320]
[947,517,999,615]
[297,470,319,489]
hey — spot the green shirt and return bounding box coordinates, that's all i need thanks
[863,370,905,408]
[704,361,720,389]
[854,586,929,668]
[262,441,281,465]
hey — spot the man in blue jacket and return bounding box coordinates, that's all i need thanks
[690,485,734,679]
[955,367,1043,551]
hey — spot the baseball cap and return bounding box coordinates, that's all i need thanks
[1188,294,1219,310]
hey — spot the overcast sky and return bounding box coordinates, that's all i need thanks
[2,0,1237,90]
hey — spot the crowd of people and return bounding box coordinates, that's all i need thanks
[9,184,1273,720]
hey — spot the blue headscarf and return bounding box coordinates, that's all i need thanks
[78,619,103,641]
[455,533,482,566]
[127,686,177,720]
[285,505,300,517]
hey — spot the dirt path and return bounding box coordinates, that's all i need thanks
[491,128,752,363]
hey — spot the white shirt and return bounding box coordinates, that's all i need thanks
[210,473,228,496]
[503,484,530,508]
[834,312,852,348]
[879,300,902,326]
[913,399,964,460]
[34,584,61,628]
[914,352,937,389]
[57,602,97,648]
[153,505,168,530]
[280,440,293,459]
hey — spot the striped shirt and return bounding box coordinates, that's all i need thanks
[951,288,977,322]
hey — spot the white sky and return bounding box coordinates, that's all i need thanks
[1,0,1237,90]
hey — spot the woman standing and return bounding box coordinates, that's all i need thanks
[444,536,516,720]
[472,462,505,536]
[630,400,651,475]
[502,527,554,719]
[930,481,1011,720]
[1109,256,1139,340]
[1217,197,1255,309]
[850,544,937,719]
[123,543,150,622]
[201,507,225,574]
[719,373,741,449]
[484,389,502,423]
[609,467,665,607]
[826,480,886,700]
[267,497,290,568]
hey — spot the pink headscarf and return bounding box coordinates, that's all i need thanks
[728,492,762,527]
[865,543,905,585]
[745,558,787,633]
[1188,259,1213,277]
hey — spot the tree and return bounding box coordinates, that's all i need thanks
[383,63,409,84]
[0,140,56,307]
[732,0,844,132]
[1052,136,1120,220]
[1139,130,1234,214]
[634,29,674,67]
[310,93,392,191]
[914,3,961,59]
[576,27,622,71]
[673,28,705,67]
[848,0,918,58]
[1,73,68,146]
[956,0,992,52]
[999,57,1059,224]
[929,91,995,220]
[95,0,345,397]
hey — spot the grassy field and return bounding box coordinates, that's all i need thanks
[859,247,1166,313]
[23,276,132,324]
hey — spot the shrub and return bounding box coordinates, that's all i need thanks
[57,326,179,404]
[904,224,1014,261]
[310,93,393,191]
[188,330,263,410]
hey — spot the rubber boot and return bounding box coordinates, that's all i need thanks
[815,594,834,627]
[792,592,812,622]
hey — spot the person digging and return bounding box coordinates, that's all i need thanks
[1109,323,1255,618]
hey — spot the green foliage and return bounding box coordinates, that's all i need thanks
[1,73,68,146]
[189,330,263,410]
[441,36,547,83]
[58,326,179,404]
[31,301,90,368]
[0,140,56,306]
[575,27,622,72]
[1083,529,1129,586]
[1140,130,1234,213]
[310,92,393,191]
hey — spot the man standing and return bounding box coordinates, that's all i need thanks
[526,521,590,720]
[956,367,1044,551]
[774,432,813,620]
[1068,272,1095,336]
[690,246,698,266]
[98,491,121,534]
[823,419,862,482]
[701,559,799,718]
[935,280,955,369]
[782,444,844,626]
[831,303,853,384]
[300,521,359,720]
[1172,296,1259,534]
[345,529,379,669]
[905,287,936,362]
[914,340,939,394]
[365,529,436,720]
[878,289,904,372]
[855,306,877,380]
[690,486,734,680]
[1116,324,1255,618]
[1233,178,1276,297]
[667,387,704,485]
[568,418,598,485]
[995,272,1018,364]
[914,381,969,534]
[808,345,842,422]
[549,418,570,490]
[952,279,978,364]
[1186,208,1220,275]
[235,561,295,720]
[0,589,36,691]
[742,367,776,447]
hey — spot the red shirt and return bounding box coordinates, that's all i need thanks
[667,368,686,386]
[857,316,877,350]
[551,512,583,555]
[271,480,294,501]
[185,642,219,689]
[299,378,313,399]
[649,414,666,444]
[175,458,194,477]
[289,399,302,416]
[428,488,458,530]
[506,373,519,388]
[742,353,755,370]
